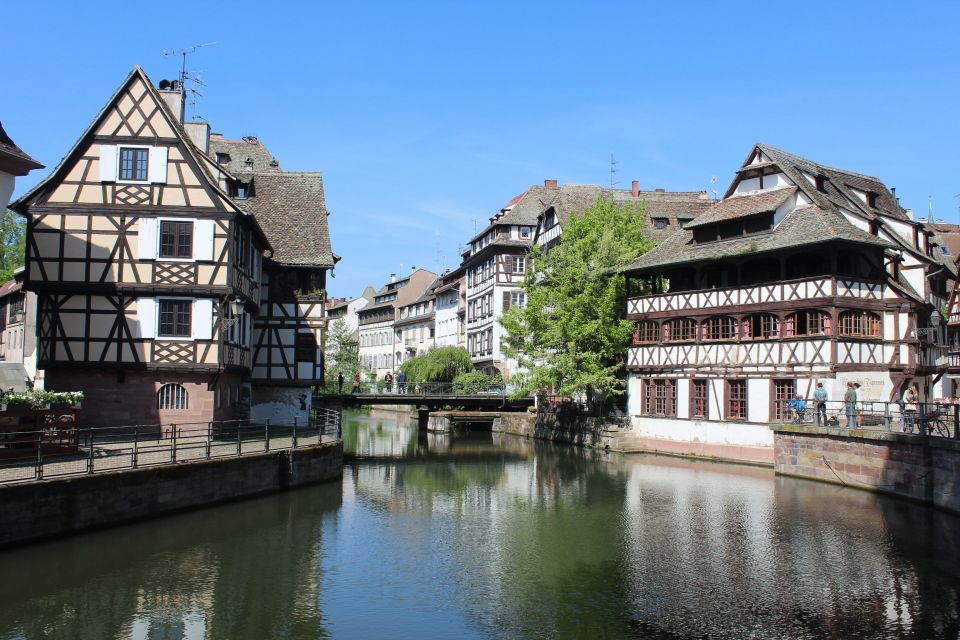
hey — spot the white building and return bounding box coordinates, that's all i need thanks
[358,269,437,379]
[621,143,954,461]
[395,280,438,363]
[433,268,465,348]
[326,286,375,336]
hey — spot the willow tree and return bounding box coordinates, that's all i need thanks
[500,196,655,399]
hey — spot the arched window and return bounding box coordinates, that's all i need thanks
[703,316,738,341]
[783,310,831,337]
[633,321,660,344]
[664,318,697,342]
[157,383,189,410]
[743,313,779,339]
[838,310,881,338]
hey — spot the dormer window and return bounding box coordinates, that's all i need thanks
[235,184,247,200]
[867,191,878,208]
[215,152,230,164]
[814,174,828,193]
[652,218,669,230]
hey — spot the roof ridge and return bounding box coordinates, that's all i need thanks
[757,143,882,182]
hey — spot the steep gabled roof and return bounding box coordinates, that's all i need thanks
[0,122,43,175]
[208,134,281,175]
[685,187,796,229]
[241,172,335,267]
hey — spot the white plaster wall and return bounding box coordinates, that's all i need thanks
[733,177,760,194]
[251,386,311,425]
[840,209,870,232]
[630,416,774,448]
[747,378,769,423]
[0,172,14,211]
[676,378,690,419]
[882,216,915,246]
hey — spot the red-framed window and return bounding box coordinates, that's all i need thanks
[838,311,881,338]
[665,318,697,342]
[691,380,708,418]
[704,316,738,341]
[642,379,676,416]
[633,321,660,344]
[743,313,779,339]
[773,379,795,421]
[726,380,747,420]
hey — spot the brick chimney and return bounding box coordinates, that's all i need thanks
[544,179,558,189]
[655,188,665,193]
[631,180,639,197]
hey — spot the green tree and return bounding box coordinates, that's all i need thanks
[324,318,364,388]
[500,196,655,399]
[0,209,25,283]
[399,346,473,383]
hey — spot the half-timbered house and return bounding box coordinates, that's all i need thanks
[621,143,954,459]
[10,66,336,427]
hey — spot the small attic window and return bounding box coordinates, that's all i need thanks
[652,218,669,230]
[814,175,828,193]
[235,184,247,200]
[244,157,255,168]
[215,152,230,164]
[866,191,878,208]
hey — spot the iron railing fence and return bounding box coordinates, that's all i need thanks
[319,381,510,397]
[778,399,960,439]
[0,412,342,485]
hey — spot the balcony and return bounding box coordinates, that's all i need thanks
[627,277,884,316]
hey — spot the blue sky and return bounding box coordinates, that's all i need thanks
[6,1,959,297]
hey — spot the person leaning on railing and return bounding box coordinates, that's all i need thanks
[844,383,858,428]
[901,385,919,433]
[813,383,828,427]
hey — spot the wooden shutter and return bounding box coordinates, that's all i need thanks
[504,257,513,274]
[822,312,832,335]
[137,217,158,260]
[137,297,157,338]
[193,219,215,261]
[99,145,117,182]
[503,292,511,310]
[192,298,213,340]
[148,146,168,183]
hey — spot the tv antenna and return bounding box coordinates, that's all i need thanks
[162,42,216,118]
[710,176,718,200]
[609,153,618,190]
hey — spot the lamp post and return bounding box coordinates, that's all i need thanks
[222,295,244,328]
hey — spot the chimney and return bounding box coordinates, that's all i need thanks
[544,179,558,189]
[631,180,639,197]
[157,80,185,124]
[655,188,665,193]
[411,265,416,272]
[184,122,211,154]
[390,273,397,283]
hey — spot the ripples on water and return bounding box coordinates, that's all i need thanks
[0,408,958,639]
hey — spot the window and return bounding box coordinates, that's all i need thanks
[633,321,659,344]
[157,383,189,410]
[235,184,247,199]
[704,316,737,341]
[159,221,193,259]
[743,314,779,340]
[512,256,526,273]
[545,211,557,229]
[652,217,668,230]
[773,379,795,422]
[519,226,531,239]
[727,380,747,420]
[665,318,697,342]
[510,292,526,309]
[785,310,830,337]
[691,380,708,418]
[119,147,148,181]
[215,152,230,164]
[158,300,192,337]
[235,226,250,270]
[7,294,24,323]
[838,310,881,338]
[642,379,676,416]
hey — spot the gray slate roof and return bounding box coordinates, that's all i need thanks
[623,204,891,272]
[685,187,796,229]
[0,122,43,175]
[208,134,281,175]
[240,172,335,267]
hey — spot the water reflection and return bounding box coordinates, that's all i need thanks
[0,410,957,639]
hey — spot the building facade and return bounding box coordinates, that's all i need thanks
[11,67,335,427]
[433,268,465,348]
[395,279,438,362]
[0,269,39,390]
[621,144,953,453]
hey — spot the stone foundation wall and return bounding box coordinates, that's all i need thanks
[495,411,623,448]
[774,425,960,514]
[0,442,342,548]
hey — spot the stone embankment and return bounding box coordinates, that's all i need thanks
[0,442,342,548]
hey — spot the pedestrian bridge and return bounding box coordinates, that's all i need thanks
[316,382,534,411]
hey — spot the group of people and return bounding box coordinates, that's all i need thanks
[334,370,408,394]
[787,381,928,431]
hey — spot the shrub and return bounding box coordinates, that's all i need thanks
[452,371,502,394]
[399,346,473,383]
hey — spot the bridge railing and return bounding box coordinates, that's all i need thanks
[774,400,960,439]
[0,416,341,485]
[324,381,509,397]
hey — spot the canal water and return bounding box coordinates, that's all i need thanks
[1,409,958,639]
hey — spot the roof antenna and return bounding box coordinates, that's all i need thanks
[710,176,718,200]
[162,42,216,119]
[609,153,618,190]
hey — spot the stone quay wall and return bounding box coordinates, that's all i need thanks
[774,425,960,514]
[495,411,624,449]
[0,442,342,548]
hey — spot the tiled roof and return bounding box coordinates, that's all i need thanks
[684,187,796,229]
[0,122,43,175]
[0,279,21,299]
[240,172,334,267]
[623,205,891,273]
[208,134,280,175]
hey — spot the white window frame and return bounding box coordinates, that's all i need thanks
[512,256,526,273]
[116,144,152,184]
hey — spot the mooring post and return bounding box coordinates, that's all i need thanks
[133,426,139,468]
[264,418,271,452]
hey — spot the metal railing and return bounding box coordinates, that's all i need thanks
[776,400,960,439]
[322,382,510,397]
[0,412,342,485]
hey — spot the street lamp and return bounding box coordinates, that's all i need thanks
[222,295,245,328]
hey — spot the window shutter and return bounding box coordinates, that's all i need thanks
[504,257,513,274]
[784,314,795,337]
[662,322,671,341]
[99,145,118,182]
[137,298,157,339]
[192,298,213,340]
[193,219,215,261]
[244,312,251,347]
[502,292,511,310]
[148,146,168,183]
[823,313,832,335]
[137,217,158,260]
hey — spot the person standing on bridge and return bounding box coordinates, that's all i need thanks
[844,382,858,429]
[813,382,828,427]
[397,370,406,394]
[352,371,362,394]
[337,370,344,394]
[384,371,393,393]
